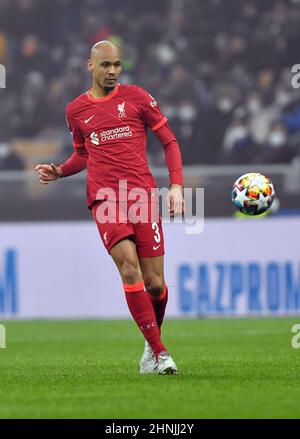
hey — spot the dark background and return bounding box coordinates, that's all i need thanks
[0,0,300,219]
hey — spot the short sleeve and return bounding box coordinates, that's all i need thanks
[138,88,168,131]
[66,104,85,149]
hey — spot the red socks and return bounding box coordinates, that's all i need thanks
[147,284,168,333]
[124,281,167,359]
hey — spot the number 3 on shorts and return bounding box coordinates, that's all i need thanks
[152,222,161,243]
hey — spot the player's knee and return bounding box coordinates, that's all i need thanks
[145,278,164,297]
[120,261,142,284]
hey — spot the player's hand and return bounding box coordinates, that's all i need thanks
[35,163,63,185]
[167,184,185,216]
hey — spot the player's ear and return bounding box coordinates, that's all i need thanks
[87,59,93,73]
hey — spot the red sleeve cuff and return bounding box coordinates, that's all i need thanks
[154,122,184,187]
[60,151,87,177]
[169,171,184,187]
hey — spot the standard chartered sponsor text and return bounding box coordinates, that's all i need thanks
[101,126,132,142]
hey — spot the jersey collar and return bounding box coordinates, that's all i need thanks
[87,83,120,102]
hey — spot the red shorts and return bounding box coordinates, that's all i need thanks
[92,200,165,258]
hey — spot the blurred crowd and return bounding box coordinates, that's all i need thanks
[1,0,300,170]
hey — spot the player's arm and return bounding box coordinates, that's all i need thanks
[35,105,88,184]
[138,87,184,215]
[35,149,88,185]
[154,122,185,215]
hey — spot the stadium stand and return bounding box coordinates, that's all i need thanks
[1,0,300,164]
[0,0,300,218]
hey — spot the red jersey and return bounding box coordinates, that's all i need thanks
[66,84,169,208]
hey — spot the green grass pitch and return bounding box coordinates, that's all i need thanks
[0,318,299,418]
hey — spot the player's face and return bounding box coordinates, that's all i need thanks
[89,55,122,91]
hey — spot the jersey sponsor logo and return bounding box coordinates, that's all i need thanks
[148,92,157,108]
[85,115,95,124]
[117,102,126,118]
[100,125,132,142]
[90,131,100,145]
[90,126,133,145]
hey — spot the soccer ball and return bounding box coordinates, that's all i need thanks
[232,172,275,215]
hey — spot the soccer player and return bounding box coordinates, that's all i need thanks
[35,41,184,375]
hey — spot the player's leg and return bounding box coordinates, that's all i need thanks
[138,255,176,374]
[92,201,176,374]
[110,239,168,363]
[139,255,168,333]
[134,211,177,374]
[133,204,168,333]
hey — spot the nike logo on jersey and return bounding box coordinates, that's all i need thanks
[85,115,95,124]
[152,244,161,251]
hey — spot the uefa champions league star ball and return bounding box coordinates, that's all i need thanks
[232,172,275,215]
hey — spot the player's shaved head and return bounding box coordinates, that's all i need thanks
[88,40,122,96]
[90,40,120,61]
